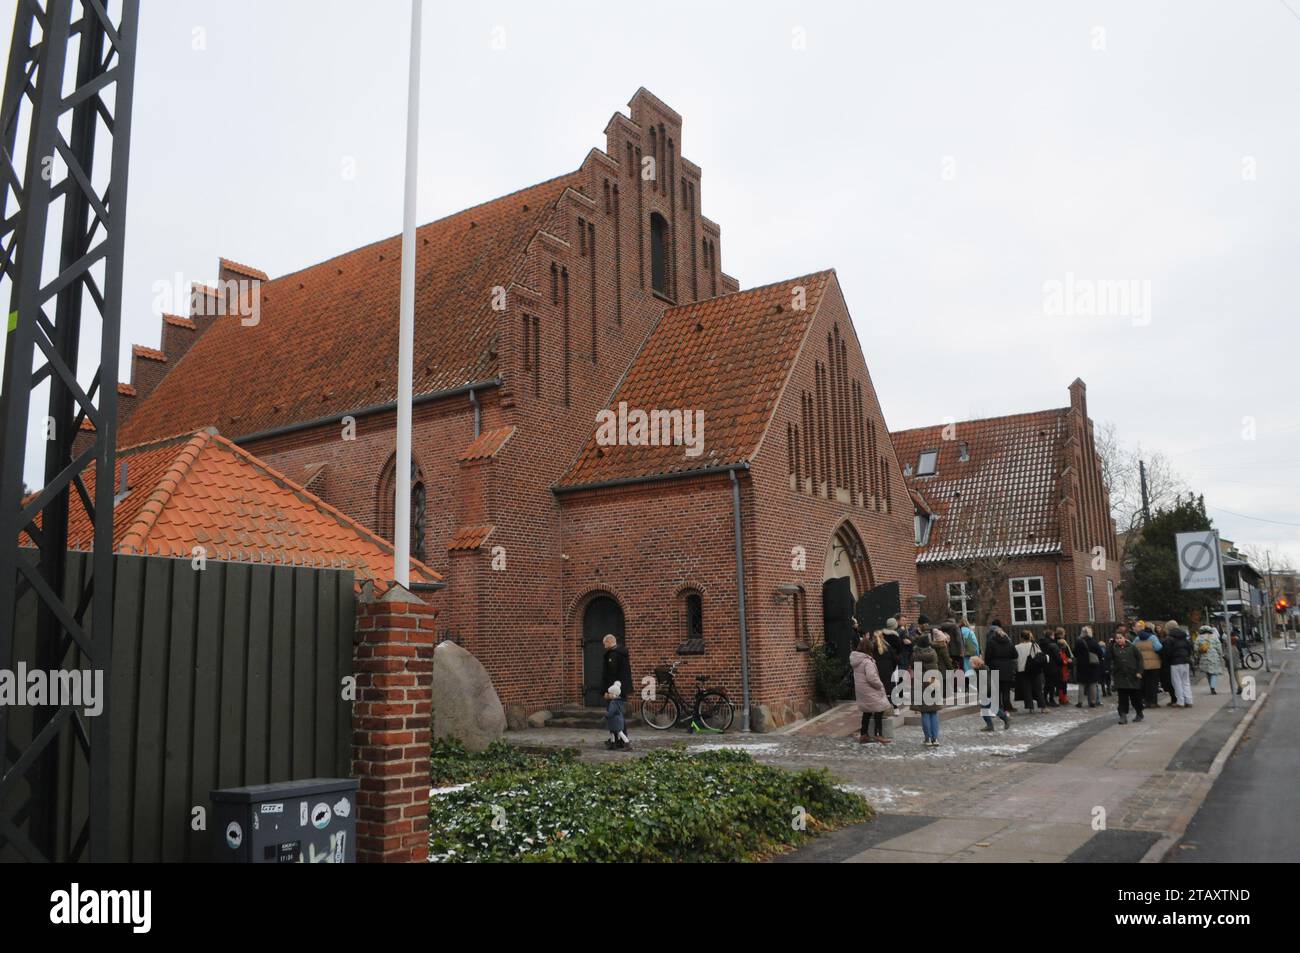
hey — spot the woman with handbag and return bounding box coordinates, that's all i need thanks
[1075,626,1102,708]
[1055,628,1073,704]
[1193,625,1226,696]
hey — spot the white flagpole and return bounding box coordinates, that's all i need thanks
[394,0,422,589]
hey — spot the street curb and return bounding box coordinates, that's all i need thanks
[778,701,854,734]
[1140,662,1285,864]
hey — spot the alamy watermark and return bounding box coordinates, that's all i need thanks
[888,665,999,708]
[594,401,705,458]
[0,664,103,716]
[1043,272,1151,327]
[151,272,261,327]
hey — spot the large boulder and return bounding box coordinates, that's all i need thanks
[750,704,775,733]
[431,641,506,752]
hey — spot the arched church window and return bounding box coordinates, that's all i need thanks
[377,456,427,564]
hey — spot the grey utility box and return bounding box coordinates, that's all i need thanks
[211,778,359,863]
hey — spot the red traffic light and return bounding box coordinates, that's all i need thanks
[1277,598,1290,612]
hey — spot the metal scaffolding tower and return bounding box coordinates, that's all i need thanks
[0,0,138,862]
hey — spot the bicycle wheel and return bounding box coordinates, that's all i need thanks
[641,695,679,730]
[1244,651,1263,671]
[695,690,734,731]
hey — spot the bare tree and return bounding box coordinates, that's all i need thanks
[1094,420,1188,563]
[1241,543,1296,575]
[1242,544,1297,612]
[945,503,1018,626]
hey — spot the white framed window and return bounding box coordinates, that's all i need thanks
[1085,576,1096,622]
[914,513,933,546]
[1010,576,1046,625]
[916,449,938,476]
[947,581,974,620]
[1106,579,1116,622]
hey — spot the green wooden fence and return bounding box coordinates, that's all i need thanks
[3,553,355,862]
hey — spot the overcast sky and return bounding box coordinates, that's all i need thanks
[4,0,1298,567]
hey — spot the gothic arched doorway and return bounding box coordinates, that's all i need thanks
[822,522,874,664]
[582,595,625,707]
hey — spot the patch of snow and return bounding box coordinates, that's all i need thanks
[841,784,922,808]
[429,782,473,797]
[692,742,783,754]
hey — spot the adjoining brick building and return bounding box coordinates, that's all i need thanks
[117,88,918,727]
[891,379,1123,630]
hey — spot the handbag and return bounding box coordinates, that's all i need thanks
[1087,651,1100,666]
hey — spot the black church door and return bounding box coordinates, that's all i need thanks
[583,596,625,707]
[823,576,856,664]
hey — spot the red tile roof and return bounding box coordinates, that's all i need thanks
[448,524,495,551]
[558,271,834,488]
[457,426,515,462]
[117,382,137,396]
[219,257,268,281]
[61,429,440,590]
[162,313,196,330]
[132,344,166,362]
[891,409,1069,564]
[122,171,583,444]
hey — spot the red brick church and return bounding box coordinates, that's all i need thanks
[117,89,919,727]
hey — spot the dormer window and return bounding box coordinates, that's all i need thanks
[914,513,933,546]
[917,449,938,476]
[650,212,669,296]
[958,441,969,462]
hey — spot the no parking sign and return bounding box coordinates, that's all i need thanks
[1176,531,1221,590]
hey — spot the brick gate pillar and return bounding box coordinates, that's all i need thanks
[352,583,436,863]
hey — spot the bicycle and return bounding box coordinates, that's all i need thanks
[640,659,735,732]
[1240,649,1264,671]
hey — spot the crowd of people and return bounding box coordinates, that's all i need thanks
[848,613,1242,747]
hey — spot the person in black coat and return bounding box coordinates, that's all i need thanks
[942,620,964,672]
[1163,621,1194,707]
[1037,631,1062,706]
[983,626,1019,718]
[601,635,633,749]
[1074,627,1101,708]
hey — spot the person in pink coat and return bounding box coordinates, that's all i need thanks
[851,633,895,744]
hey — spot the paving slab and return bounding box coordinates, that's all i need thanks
[772,813,937,863]
[843,847,955,864]
[943,847,1066,863]
[1065,828,1163,863]
[980,820,1096,856]
[872,816,1012,855]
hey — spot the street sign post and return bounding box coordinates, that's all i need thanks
[1176,531,1219,590]
[1180,530,1237,712]
[1176,530,1237,710]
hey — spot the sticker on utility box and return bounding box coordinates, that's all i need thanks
[311,802,332,830]
[225,821,243,850]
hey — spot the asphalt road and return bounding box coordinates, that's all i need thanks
[1168,664,1299,862]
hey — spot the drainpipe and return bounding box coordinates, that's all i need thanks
[730,467,753,732]
[1055,563,1065,624]
[468,387,481,438]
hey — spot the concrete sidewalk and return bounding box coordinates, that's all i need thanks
[781,664,1284,863]
[506,656,1285,862]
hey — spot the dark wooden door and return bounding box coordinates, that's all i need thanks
[582,596,625,707]
[823,576,856,664]
[855,581,901,633]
